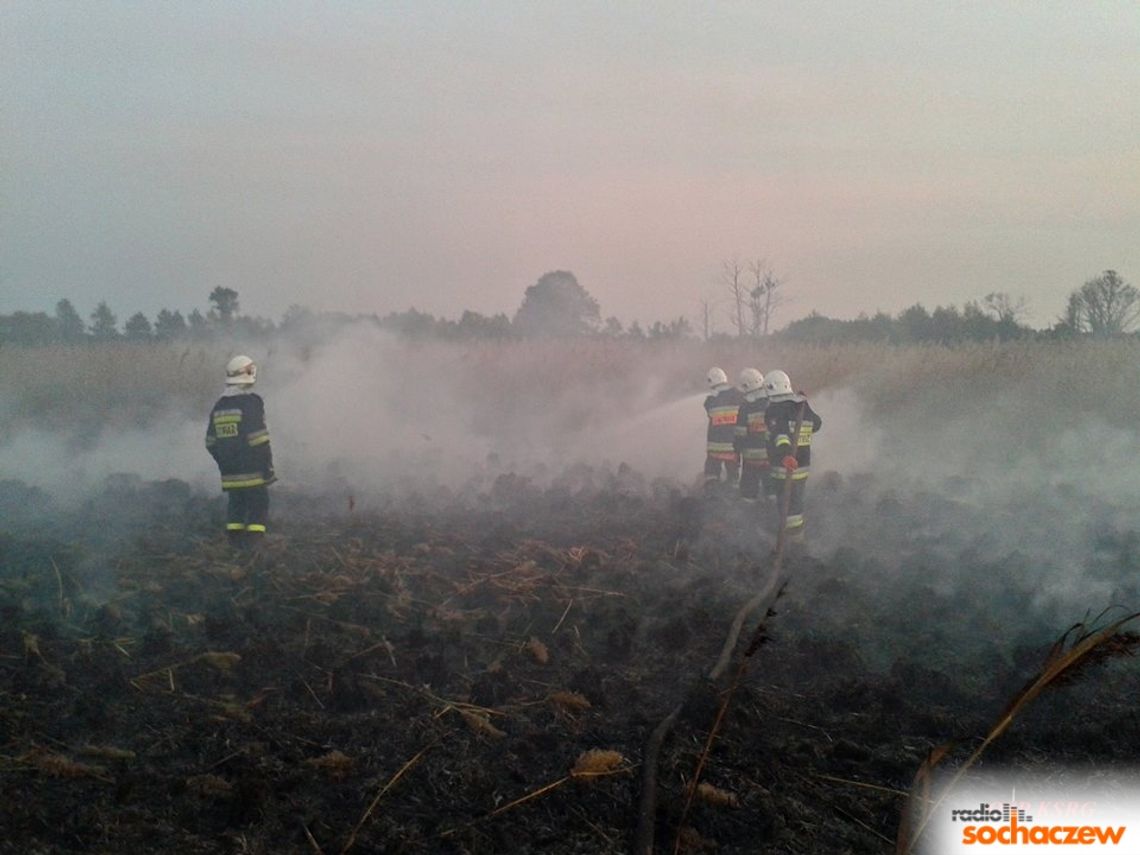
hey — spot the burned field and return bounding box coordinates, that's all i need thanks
[2,469,1140,854]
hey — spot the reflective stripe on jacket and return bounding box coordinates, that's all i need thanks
[206,390,276,491]
[765,395,822,473]
[704,386,743,455]
[734,396,769,467]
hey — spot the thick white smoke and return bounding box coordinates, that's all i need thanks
[3,327,1139,624]
[0,415,217,502]
[0,326,737,500]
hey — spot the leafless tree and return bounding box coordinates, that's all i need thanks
[747,259,783,336]
[982,292,1028,325]
[720,259,747,337]
[1067,270,1139,336]
[697,297,713,341]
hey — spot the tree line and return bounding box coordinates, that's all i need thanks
[0,288,272,346]
[766,270,1138,345]
[1,268,1135,347]
[0,273,693,346]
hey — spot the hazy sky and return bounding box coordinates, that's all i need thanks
[3,2,1138,329]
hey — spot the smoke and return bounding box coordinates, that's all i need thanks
[0,414,217,503]
[261,324,715,494]
[800,387,882,476]
[264,325,494,492]
[3,328,1140,627]
[798,377,1140,625]
[0,325,720,503]
[5,331,1137,512]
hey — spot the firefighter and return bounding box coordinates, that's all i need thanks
[703,367,742,491]
[763,369,822,538]
[205,355,276,544]
[733,368,770,502]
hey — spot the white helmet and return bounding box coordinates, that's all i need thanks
[764,369,792,398]
[225,354,257,386]
[738,368,764,394]
[706,367,728,388]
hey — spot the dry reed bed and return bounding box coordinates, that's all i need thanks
[4,338,1140,440]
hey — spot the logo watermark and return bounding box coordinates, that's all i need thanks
[922,774,1137,852]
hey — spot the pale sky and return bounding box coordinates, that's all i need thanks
[3,1,1138,329]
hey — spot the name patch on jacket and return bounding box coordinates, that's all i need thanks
[213,409,242,438]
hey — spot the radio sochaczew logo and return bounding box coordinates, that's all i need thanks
[950,802,1126,846]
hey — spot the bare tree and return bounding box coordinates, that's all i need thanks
[1067,270,1139,336]
[982,292,1028,325]
[747,259,783,336]
[720,259,746,337]
[697,297,713,341]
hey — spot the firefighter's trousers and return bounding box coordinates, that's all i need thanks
[704,455,740,485]
[226,486,269,534]
[772,475,807,532]
[739,463,773,500]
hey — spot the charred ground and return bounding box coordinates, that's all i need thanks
[2,466,1140,855]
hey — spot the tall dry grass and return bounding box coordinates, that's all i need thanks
[0,342,218,441]
[2,337,1139,454]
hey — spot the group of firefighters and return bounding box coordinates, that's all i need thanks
[703,366,822,539]
[202,354,821,545]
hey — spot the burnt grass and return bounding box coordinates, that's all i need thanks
[2,469,1139,854]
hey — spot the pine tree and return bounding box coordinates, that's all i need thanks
[124,312,153,341]
[89,302,119,340]
[154,309,188,340]
[55,298,86,342]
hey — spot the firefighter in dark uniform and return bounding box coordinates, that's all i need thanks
[206,354,276,543]
[763,369,822,539]
[703,367,742,491]
[733,368,770,502]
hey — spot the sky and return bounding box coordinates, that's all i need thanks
[3,1,1138,330]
